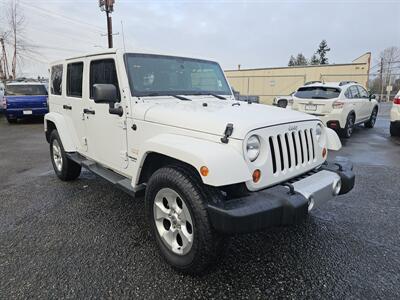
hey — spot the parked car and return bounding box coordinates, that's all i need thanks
[291,81,378,138]
[390,89,400,136]
[273,91,295,108]
[45,49,354,274]
[231,87,259,103]
[4,82,48,123]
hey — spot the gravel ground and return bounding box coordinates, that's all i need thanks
[0,104,399,299]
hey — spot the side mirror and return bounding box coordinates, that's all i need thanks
[369,94,376,100]
[93,84,117,104]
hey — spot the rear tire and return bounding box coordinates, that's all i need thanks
[49,130,81,181]
[365,107,378,128]
[340,114,355,138]
[7,117,17,124]
[390,122,400,137]
[145,166,226,274]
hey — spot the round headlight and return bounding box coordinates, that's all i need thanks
[315,123,322,142]
[246,135,260,162]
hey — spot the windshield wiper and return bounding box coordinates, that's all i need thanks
[190,92,226,100]
[172,95,191,101]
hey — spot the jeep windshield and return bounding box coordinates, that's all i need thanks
[125,54,231,97]
[295,86,341,99]
[5,84,47,96]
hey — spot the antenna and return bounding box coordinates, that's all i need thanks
[121,20,126,52]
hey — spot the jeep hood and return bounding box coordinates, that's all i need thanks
[136,99,319,139]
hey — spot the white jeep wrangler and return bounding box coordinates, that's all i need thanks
[45,49,355,274]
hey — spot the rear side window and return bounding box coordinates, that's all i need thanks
[357,86,369,98]
[5,84,47,96]
[67,62,83,97]
[294,86,341,99]
[90,59,120,100]
[51,64,63,95]
[349,86,360,98]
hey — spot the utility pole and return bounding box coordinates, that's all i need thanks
[99,0,115,48]
[379,57,384,102]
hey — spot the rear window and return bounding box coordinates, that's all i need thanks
[295,86,341,99]
[5,84,47,96]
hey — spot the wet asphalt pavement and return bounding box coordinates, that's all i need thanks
[0,104,399,299]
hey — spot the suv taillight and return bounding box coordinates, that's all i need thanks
[332,101,344,109]
[394,97,400,105]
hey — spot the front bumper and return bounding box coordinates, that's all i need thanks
[208,158,354,234]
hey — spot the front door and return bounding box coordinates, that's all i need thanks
[82,57,128,172]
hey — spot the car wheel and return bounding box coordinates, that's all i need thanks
[7,117,17,124]
[50,130,81,181]
[145,166,226,274]
[340,114,355,138]
[390,122,400,137]
[277,99,288,108]
[365,107,378,128]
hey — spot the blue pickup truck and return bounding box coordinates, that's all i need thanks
[3,82,48,123]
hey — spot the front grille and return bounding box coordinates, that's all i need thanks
[268,128,316,174]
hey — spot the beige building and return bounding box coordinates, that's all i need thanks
[225,52,371,105]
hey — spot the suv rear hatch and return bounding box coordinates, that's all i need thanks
[292,86,341,115]
[5,84,48,109]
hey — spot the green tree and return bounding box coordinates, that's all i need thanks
[316,40,330,64]
[310,53,320,65]
[288,55,296,66]
[295,53,308,66]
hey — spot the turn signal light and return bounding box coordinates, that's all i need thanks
[200,166,209,177]
[252,169,261,183]
[322,147,327,158]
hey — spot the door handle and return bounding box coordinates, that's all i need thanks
[83,108,95,115]
[63,105,72,110]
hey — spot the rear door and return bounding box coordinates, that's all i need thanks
[347,85,364,122]
[64,61,87,152]
[356,85,372,119]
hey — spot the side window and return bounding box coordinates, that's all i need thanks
[344,87,352,99]
[357,86,369,98]
[349,86,360,99]
[50,64,63,95]
[90,59,120,101]
[67,62,83,98]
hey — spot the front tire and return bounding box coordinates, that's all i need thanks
[340,114,355,138]
[145,166,226,274]
[365,107,378,128]
[49,130,81,181]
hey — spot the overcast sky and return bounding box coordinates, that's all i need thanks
[0,0,399,77]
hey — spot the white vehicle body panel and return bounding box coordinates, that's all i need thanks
[390,90,400,122]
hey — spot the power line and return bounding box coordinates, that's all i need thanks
[20,1,104,34]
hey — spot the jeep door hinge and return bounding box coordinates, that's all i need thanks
[119,120,127,130]
[120,150,128,161]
